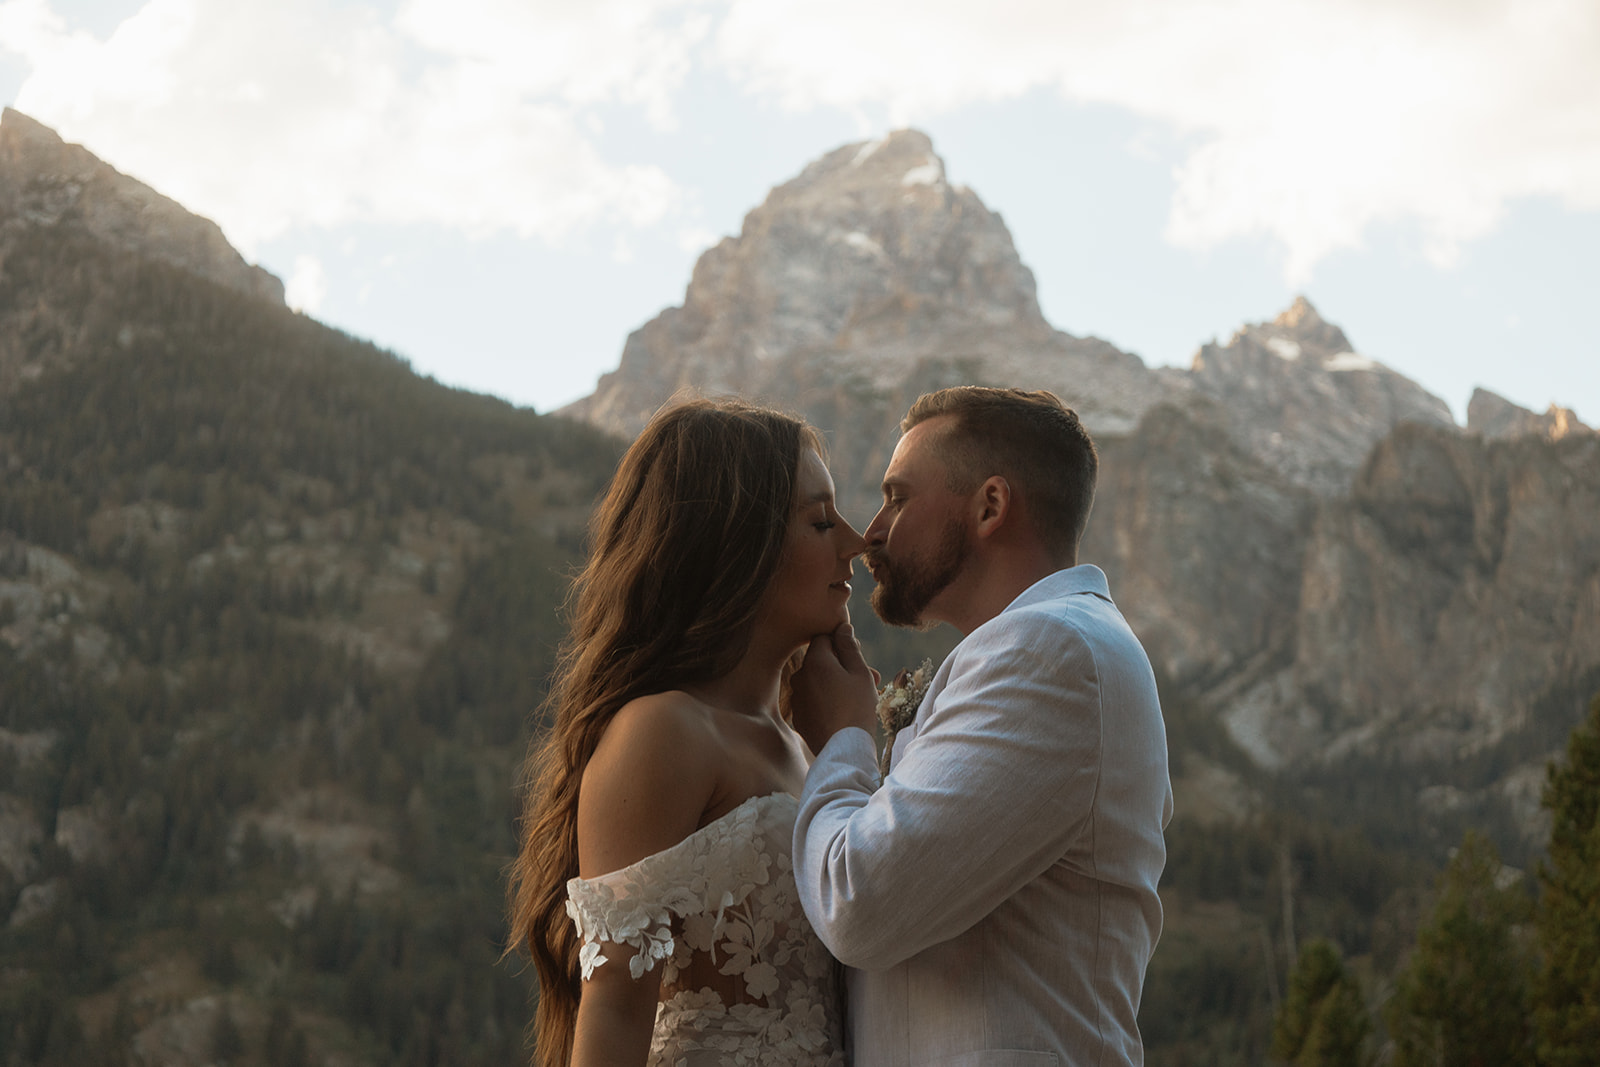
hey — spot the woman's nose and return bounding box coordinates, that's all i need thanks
[840,519,867,559]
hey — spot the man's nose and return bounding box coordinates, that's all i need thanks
[862,506,889,547]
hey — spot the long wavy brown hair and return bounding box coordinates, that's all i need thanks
[507,397,821,1066]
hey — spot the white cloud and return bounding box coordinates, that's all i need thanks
[4,0,1595,287]
[396,0,712,128]
[1,0,683,252]
[712,0,1600,282]
[284,254,327,313]
[0,1,68,67]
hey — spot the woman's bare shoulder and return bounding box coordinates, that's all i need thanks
[577,691,722,877]
[600,690,721,759]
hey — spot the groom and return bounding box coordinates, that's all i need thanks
[790,387,1173,1066]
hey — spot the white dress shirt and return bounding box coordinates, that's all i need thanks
[794,566,1173,1066]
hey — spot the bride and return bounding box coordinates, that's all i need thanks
[508,399,865,1066]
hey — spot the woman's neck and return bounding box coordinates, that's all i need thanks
[683,632,798,720]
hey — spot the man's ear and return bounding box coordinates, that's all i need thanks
[974,476,1010,539]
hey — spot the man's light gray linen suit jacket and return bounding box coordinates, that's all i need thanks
[795,566,1173,1067]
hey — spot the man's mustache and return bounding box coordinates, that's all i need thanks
[862,549,889,574]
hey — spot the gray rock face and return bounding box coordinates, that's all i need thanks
[1189,297,1456,494]
[1223,424,1600,782]
[1083,403,1312,684]
[559,129,1600,837]
[563,132,1455,505]
[1467,386,1593,440]
[0,108,283,305]
[1307,426,1600,750]
[563,129,1175,505]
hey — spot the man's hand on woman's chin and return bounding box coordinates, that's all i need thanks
[790,620,879,757]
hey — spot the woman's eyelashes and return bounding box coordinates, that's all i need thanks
[809,505,839,532]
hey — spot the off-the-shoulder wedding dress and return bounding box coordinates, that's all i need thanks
[565,792,845,1066]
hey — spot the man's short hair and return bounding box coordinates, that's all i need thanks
[902,387,1098,561]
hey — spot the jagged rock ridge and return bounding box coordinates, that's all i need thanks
[1187,297,1456,494]
[0,108,282,305]
[564,129,1169,472]
[1467,386,1593,441]
[566,129,1464,503]
[1226,425,1600,758]
[562,129,1600,842]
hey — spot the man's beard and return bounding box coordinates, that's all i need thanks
[868,517,972,628]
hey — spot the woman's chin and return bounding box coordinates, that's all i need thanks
[780,604,852,649]
[800,615,848,645]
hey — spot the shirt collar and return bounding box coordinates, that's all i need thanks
[999,564,1112,615]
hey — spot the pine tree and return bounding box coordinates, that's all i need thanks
[1533,692,1600,1065]
[1386,830,1534,1067]
[1273,938,1371,1066]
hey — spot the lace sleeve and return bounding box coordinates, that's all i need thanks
[564,798,775,981]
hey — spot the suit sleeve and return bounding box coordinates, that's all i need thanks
[792,609,1103,970]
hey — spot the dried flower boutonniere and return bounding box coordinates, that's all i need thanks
[875,657,935,778]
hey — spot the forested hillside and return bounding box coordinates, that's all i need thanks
[0,219,622,1065]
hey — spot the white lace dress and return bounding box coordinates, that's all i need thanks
[565,792,846,1066]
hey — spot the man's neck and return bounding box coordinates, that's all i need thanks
[933,551,1071,635]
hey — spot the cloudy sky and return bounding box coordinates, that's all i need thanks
[3,0,1597,425]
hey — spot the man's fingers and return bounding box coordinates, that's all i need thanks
[799,631,842,671]
[831,622,872,677]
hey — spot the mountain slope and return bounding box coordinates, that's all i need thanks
[0,111,622,1067]
[0,107,282,307]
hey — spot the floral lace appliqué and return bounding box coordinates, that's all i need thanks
[565,793,844,1067]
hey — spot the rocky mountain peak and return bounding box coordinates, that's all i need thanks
[1269,295,1353,356]
[1467,387,1593,440]
[1275,294,1319,328]
[0,108,283,304]
[718,126,1050,340]
[562,132,1476,501]
[563,128,1068,439]
[1188,296,1454,492]
[794,127,944,192]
